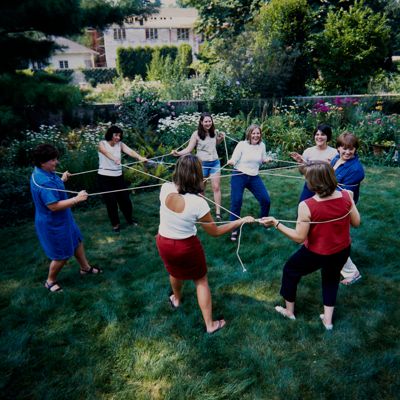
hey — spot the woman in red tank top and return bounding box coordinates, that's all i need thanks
[261,162,360,330]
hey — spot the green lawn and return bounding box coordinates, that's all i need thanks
[1,166,399,399]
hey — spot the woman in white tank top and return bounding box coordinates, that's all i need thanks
[172,113,225,221]
[98,125,148,232]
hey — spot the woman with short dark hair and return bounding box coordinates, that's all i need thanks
[261,162,361,330]
[172,113,225,220]
[156,154,254,334]
[290,124,338,201]
[98,125,148,232]
[30,144,101,292]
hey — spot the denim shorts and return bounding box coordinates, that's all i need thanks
[202,159,221,178]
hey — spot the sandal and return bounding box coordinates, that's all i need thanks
[231,231,238,242]
[275,305,296,320]
[319,314,333,330]
[45,281,63,292]
[80,265,103,275]
[340,272,362,286]
[206,319,226,334]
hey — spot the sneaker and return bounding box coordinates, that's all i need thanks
[127,219,139,226]
[112,226,120,233]
[231,231,238,241]
[216,214,222,222]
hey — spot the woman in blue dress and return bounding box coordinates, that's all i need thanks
[30,144,102,292]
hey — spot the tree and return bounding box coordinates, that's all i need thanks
[180,0,264,40]
[314,0,391,93]
[218,0,312,98]
[0,0,157,140]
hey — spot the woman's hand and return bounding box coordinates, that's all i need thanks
[260,216,278,228]
[171,150,180,157]
[241,216,255,224]
[290,152,304,163]
[61,171,71,182]
[227,159,235,166]
[114,158,121,165]
[140,156,148,163]
[75,190,88,204]
[263,157,273,163]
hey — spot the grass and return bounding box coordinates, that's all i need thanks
[0,165,399,399]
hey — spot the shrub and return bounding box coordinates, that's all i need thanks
[82,68,118,84]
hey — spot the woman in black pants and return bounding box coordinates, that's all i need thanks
[261,162,360,330]
[97,125,148,232]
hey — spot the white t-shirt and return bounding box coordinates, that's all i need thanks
[302,146,337,163]
[230,141,268,176]
[158,182,210,239]
[98,140,123,177]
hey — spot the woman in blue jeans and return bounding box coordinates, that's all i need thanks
[227,124,272,241]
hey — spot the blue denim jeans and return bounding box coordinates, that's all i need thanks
[202,159,221,178]
[229,171,270,221]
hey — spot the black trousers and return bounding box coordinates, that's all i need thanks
[280,245,351,307]
[97,174,133,227]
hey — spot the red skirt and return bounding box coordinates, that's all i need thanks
[156,234,207,280]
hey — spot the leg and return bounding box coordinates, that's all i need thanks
[320,246,350,327]
[229,173,247,221]
[194,274,225,333]
[279,246,321,316]
[115,176,133,224]
[169,275,183,307]
[74,242,101,274]
[247,175,271,217]
[98,175,120,228]
[46,259,67,291]
[210,173,222,216]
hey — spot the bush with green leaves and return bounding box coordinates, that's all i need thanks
[118,80,175,133]
[314,0,391,93]
[82,68,118,84]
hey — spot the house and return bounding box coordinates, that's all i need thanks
[49,37,97,70]
[103,6,201,68]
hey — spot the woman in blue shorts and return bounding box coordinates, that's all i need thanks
[172,112,225,220]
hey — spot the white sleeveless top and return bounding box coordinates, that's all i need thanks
[195,132,219,162]
[98,140,123,177]
[158,182,210,239]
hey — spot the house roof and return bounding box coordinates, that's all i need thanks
[54,37,97,55]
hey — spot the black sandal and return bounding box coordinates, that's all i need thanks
[45,281,63,292]
[80,265,103,275]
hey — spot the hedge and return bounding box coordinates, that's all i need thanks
[116,45,183,79]
[82,68,118,84]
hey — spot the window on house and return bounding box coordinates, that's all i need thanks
[59,60,69,69]
[84,59,92,68]
[145,28,158,40]
[113,28,126,40]
[139,19,144,26]
[177,28,189,41]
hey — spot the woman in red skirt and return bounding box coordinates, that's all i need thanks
[156,154,254,334]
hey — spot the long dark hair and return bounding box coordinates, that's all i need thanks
[197,112,215,140]
[173,155,204,194]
